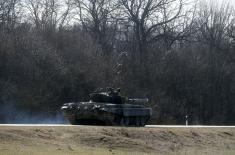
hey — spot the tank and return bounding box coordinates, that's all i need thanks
[61,88,152,126]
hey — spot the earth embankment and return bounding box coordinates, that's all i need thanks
[0,126,234,155]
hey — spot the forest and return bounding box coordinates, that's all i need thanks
[0,0,234,125]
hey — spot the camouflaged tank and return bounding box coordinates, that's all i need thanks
[61,88,152,126]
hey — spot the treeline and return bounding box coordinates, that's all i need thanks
[0,0,234,124]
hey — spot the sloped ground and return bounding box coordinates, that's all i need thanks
[0,126,234,155]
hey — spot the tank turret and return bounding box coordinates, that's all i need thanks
[89,87,125,104]
[61,88,152,126]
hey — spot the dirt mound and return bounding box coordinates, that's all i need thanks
[77,127,235,153]
[0,126,234,154]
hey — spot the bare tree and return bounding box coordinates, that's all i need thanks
[73,0,120,55]
[118,0,196,63]
[193,0,235,123]
[24,0,73,31]
[196,1,234,50]
[227,14,235,47]
[0,0,20,28]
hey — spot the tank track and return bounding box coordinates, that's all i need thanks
[68,115,149,127]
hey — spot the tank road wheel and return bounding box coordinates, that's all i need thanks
[120,117,125,126]
[68,118,78,125]
[135,117,141,126]
[129,117,133,126]
[119,116,124,126]
[114,115,122,126]
[127,117,138,126]
[124,117,130,126]
[139,117,146,127]
[129,117,136,126]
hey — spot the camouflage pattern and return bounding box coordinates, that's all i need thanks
[61,88,152,126]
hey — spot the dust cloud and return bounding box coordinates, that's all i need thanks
[0,103,68,124]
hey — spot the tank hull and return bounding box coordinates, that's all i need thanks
[61,102,152,126]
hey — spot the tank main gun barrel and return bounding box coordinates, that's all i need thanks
[128,98,149,104]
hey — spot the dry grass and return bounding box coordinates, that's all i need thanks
[0,126,234,155]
